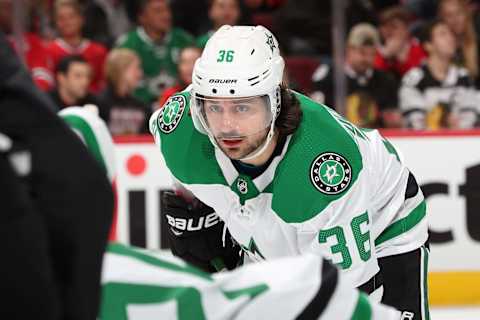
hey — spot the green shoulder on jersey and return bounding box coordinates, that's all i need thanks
[269,93,363,223]
[153,92,363,223]
[151,91,227,185]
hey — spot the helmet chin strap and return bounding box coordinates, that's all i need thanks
[238,121,276,162]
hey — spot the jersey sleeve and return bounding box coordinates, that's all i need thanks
[100,243,400,320]
[149,89,190,148]
[293,122,426,286]
[296,170,379,287]
[366,130,427,258]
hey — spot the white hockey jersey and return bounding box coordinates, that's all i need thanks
[100,243,400,320]
[150,90,428,288]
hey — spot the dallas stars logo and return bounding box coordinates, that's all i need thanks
[265,33,276,53]
[157,95,186,134]
[323,163,340,184]
[310,152,352,195]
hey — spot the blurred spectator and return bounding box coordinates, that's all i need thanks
[46,0,107,93]
[117,0,195,104]
[49,55,98,110]
[400,20,479,130]
[438,0,480,83]
[157,46,201,108]
[96,48,150,135]
[311,23,402,128]
[83,0,134,48]
[0,0,54,91]
[375,6,427,80]
[196,0,241,49]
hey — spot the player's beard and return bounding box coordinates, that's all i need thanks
[215,128,268,160]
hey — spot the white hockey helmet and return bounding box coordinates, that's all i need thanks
[191,25,285,160]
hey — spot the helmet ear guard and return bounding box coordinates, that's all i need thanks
[190,95,209,135]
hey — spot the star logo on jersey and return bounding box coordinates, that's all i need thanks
[265,33,276,53]
[241,238,265,262]
[310,152,352,195]
[158,95,186,134]
[237,178,248,194]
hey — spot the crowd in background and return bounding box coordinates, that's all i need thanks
[2,0,480,134]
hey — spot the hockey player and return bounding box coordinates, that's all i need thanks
[150,25,429,319]
[100,242,401,320]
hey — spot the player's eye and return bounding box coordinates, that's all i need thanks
[235,105,250,113]
[207,104,222,113]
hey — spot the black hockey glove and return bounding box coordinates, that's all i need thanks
[161,191,241,273]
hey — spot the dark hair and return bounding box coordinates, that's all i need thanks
[54,0,84,17]
[419,19,446,46]
[379,5,413,25]
[137,0,169,16]
[276,84,302,138]
[137,0,150,15]
[207,0,239,10]
[55,55,88,75]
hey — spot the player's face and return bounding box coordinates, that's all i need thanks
[63,62,91,99]
[178,48,201,85]
[202,96,271,159]
[55,5,83,38]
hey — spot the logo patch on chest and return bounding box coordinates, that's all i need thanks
[237,178,248,194]
[157,95,186,133]
[310,152,352,195]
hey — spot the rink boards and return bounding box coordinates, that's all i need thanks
[113,130,480,306]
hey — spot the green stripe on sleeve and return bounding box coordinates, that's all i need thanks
[350,293,372,320]
[223,284,269,300]
[423,246,431,320]
[375,200,426,246]
[62,114,107,171]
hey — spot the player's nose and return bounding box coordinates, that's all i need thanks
[219,109,237,130]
